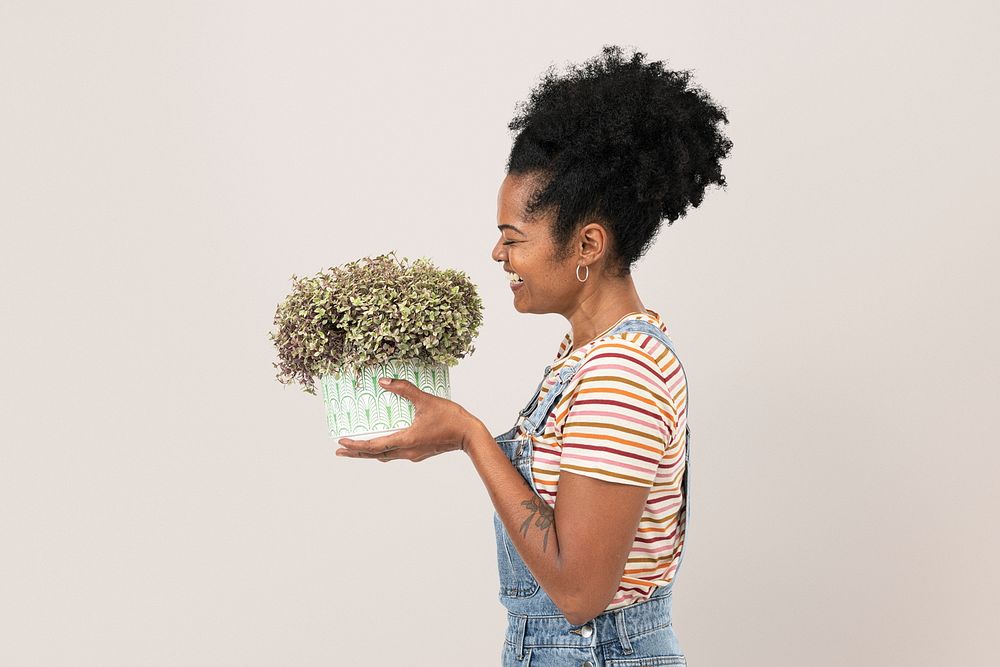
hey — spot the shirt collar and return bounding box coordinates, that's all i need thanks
[554,307,666,362]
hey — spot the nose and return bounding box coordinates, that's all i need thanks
[491,236,504,264]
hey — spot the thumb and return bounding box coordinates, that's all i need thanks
[379,376,418,400]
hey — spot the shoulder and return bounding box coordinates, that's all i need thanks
[558,334,676,412]
[556,335,679,452]
[576,331,675,383]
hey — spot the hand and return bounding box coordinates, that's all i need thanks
[334,377,482,463]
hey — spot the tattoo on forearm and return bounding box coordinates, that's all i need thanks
[518,496,554,552]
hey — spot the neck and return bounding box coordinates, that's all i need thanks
[564,274,647,352]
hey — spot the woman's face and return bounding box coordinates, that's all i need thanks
[491,172,579,315]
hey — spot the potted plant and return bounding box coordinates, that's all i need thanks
[269,251,484,440]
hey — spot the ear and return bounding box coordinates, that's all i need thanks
[577,221,609,265]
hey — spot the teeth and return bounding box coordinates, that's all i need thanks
[506,271,524,283]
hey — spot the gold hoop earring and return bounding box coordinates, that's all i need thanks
[576,264,589,283]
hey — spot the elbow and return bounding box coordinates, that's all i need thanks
[559,589,606,628]
[557,563,613,627]
[560,598,586,627]
[563,601,601,628]
[556,585,588,627]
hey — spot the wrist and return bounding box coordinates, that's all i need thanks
[461,416,489,456]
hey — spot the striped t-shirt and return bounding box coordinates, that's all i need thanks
[515,308,688,611]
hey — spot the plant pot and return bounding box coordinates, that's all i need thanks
[320,358,452,439]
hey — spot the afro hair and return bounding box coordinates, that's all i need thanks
[506,44,734,277]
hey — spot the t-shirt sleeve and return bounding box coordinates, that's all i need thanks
[555,338,677,488]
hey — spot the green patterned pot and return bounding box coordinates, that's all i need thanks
[320,358,452,440]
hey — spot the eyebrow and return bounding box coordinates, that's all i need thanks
[497,224,527,236]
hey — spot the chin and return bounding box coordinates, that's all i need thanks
[513,301,543,315]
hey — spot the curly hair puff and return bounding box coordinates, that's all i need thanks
[506,44,734,277]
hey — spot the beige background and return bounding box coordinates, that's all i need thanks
[2,1,997,665]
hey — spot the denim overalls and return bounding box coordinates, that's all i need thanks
[492,318,691,666]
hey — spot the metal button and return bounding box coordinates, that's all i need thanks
[581,662,594,667]
[580,622,593,637]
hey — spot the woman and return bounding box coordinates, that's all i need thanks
[336,44,732,666]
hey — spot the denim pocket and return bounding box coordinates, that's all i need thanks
[494,510,541,598]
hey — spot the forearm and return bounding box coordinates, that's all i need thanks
[462,421,581,621]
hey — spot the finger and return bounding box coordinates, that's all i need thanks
[336,446,386,458]
[375,447,405,462]
[338,434,401,454]
[378,377,421,404]
[375,447,411,462]
[336,447,398,460]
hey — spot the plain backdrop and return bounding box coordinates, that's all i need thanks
[2,1,998,665]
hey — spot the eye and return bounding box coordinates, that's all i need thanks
[502,241,516,245]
